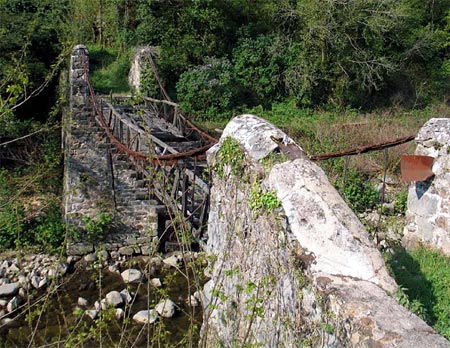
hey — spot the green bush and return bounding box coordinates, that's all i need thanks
[335,171,379,213]
[82,212,113,241]
[176,57,238,120]
[232,34,287,107]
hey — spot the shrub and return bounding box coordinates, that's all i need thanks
[176,57,239,120]
[82,212,113,241]
[232,34,287,107]
[335,170,379,213]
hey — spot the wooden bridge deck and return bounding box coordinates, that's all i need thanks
[96,95,214,250]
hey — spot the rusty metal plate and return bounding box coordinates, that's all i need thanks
[401,155,434,182]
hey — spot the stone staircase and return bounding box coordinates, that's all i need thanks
[108,151,166,255]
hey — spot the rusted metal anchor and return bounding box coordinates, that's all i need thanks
[401,155,435,182]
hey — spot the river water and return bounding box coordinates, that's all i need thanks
[0,258,205,347]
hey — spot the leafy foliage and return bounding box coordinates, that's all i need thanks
[82,212,114,241]
[89,44,131,94]
[248,181,281,216]
[215,136,246,178]
[335,171,379,213]
[387,247,450,339]
[176,57,237,120]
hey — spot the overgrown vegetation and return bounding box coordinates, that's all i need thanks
[248,181,281,216]
[0,126,64,253]
[386,247,450,339]
[215,136,246,179]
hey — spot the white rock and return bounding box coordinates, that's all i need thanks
[188,295,199,307]
[120,289,133,304]
[108,264,120,274]
[59,262,69,275]
[115,308,125,320]
[38,277,48,289]
[86,309,99,320]
[163,255,179,268]
[78,297,88,307]
[18,287,26,297]
[155,299,176,318]
[0,282,19,297]
[94,301,101,310]
[193,291,202,302]
[100,299,108,310]
[1,317,16,328]
[133,309,158,324]
[98,250,109,262]
[150,278,162,288]
[121,269,143,284]
[1,260,10,269]
[110,251,120,260]
[0,299,8,308]
[17,275,28,288]
[84,253,97,263]
[8,263,20,273]
[31,276,40,289]
[7,296,19,313]
[106,291,124,308]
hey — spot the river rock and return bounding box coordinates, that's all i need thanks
[98,250,109,262]
[86,309,99,320]
[106,291,124,308]
[1,260,10,269]
[17,275,28,288]
[150,278,162,288]
[31,276,40,289]
[38,277,48,289]
[0,282,19,297]
[108,264,120,274]
[155,299,176,318]
[7,296,20,313]
[187,295,199,307]
[162,255,179,268]
[133,309,158,324]
[121,269,143,284]
[120,289,133,304]
[8,263,20,273]
[115,308,125,320]
[149,257,163,271]
[78,297,88,307]
[1,317,17,328]
[84,253,97,263]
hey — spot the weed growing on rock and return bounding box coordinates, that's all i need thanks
[82,212,114,241]
[248,181,281,216]
[215,136,246,179]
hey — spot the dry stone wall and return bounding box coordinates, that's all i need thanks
[403,118,450,255]
[63,45,160,256]
[200,114,449,347]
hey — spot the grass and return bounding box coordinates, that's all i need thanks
[196,100,450,184]
[386,247,450,339]
[88,44,131,94]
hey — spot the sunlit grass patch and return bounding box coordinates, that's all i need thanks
[386,247,450,339]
